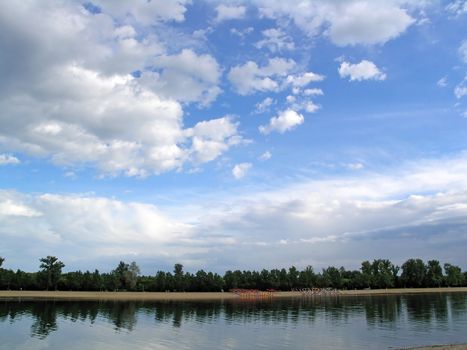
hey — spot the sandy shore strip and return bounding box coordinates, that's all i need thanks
[0,287,466,301]
[0,291,239,301]
[399,344,467,350]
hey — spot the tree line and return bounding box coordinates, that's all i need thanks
[0,256,465,292]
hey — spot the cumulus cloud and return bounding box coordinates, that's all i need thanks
[0,1,240,177]
[255,28,295,52]
[437,76,448,87]
[345,162,365,170]
[92,0,191,24]
[3,152,467,271]
[285,72,325,87]
[215,4,246,22]
[232,163,252,179]
[139,49,222,105]
[0,190,196,270]
[255,97,275,114]
[286,96,320,114]
[259,151,272,161]
[0,196,41,218]
[303,88,324,96]
[455,78,467,98]
[186,117,244,164]
[446,0,467,16]
[192,153,467,269]
[0,154,20,165]
[256,0,417,46]
[259,109,304,134]
[228,58,296,95]
[338,60,387,81]
[460,40,467,64]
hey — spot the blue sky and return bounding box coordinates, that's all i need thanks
[1,0,467,274]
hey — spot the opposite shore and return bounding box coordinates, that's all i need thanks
[1,287,466,301]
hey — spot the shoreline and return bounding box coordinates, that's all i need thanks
[0,287,466,301]
[400,345,467,350]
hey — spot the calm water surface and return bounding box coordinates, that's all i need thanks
[1,293,466,349]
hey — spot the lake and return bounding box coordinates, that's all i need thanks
[1,293,466,349]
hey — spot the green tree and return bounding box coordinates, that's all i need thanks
[112,261,129,290]
[298,266,317,288]
[425,260,443,287]
[124,262,140,290]
[361,260,373,288]
[173,263,184,291]
[444,263,464,287]
[322,266,343,289]
[371,259,396,289]
[400,258,426,288]
[288,266,299,289]
[0,257,4,268]
[39,256,65,291]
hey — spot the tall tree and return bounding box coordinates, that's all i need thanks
[113,261,129,290]
[361,261,373,288]
[0,257,4,268]
[39,256,65,291]
[371,259,397,289]
[111,261,140,290]
[288,266,299,289]
[173,263,184,291]
[425,260,443,287]
[124,262,140,290]
[444,263,464,287]
[401,258,426,288]
[322,266,343,289]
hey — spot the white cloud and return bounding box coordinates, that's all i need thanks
[4,152,467,271]
[286,96,320,114]
[446,0,467,16]
[0,1,240,176]
[460,40,467,64]
[338,60,387,81]
[303,88,324,96]
[255,28,295,52]
[186,117,244,163]
[232,162,252,179]
[140,49,222,106]
[92,0,191,24]
[255,97,275,114]
[256,0,417,46]
[0,154,20,165]
[215,4,246,23]
[326,1,415,46]
[285,72,325,87]
[259,109,304,134]
[346,162,365,170]
[228,58,295,95]
[0,194,41,217]
[0,190,195,269]
[455,78,467,98]
[230,27,254,39]
[437,76,448,87]
[259,151,272,161]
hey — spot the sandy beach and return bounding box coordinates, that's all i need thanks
[401,345,467,350]
[0,287,466,301]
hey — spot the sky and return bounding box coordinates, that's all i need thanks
[1,0,467,274]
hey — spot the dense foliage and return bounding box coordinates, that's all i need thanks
[0,256,465,292]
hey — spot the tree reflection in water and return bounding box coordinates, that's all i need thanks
[0,293,465,339]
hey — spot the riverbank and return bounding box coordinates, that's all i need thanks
[0,287,466,301]
[401,344,467,350]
